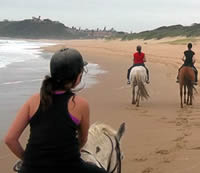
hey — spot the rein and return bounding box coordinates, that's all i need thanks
[81,132,121,173]
[104,133,121,173]
[81,149,107,171]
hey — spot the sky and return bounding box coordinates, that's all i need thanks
[1,0,200,33]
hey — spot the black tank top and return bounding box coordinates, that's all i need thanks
[184,50,195,66]
[23,91,81,171]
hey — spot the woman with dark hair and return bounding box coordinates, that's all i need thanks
[127,45,149,84]
[176,43,198,85]
[4,48,107,173]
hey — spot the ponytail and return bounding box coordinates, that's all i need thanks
[40,75,54,110]
[136,45,142,54]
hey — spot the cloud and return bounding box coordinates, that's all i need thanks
[0,0,200,32]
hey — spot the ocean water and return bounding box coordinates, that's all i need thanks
[0,39,106,139]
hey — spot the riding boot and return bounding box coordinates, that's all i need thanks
[127,66,133,85]
[176,75,179,83]
[146,76,150,84]
[195,72,198,82]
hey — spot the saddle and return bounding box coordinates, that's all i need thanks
[183,65,197,72]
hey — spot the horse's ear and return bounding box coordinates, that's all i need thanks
[116,122,125,141]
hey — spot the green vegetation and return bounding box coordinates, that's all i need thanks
[0,18,119,39]
[1,18,200,41]
[162,38,200,45]
[119,23,200,40]
[0,19,88,39]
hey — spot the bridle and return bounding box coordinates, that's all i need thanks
[81,132,122,173]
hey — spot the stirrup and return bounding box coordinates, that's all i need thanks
[13,160,23,172]
[146,80,150,84]
[127,81,131,85]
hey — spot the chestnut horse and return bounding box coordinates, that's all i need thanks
[179,66,195,108]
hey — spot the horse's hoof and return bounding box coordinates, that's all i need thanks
[132,102,136,104]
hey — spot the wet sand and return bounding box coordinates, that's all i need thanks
[1,38,200,173]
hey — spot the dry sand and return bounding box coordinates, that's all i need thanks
[1,38,200,173]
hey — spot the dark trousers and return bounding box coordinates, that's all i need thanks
[177,65,198,82]
[127,64,149,80]
[19,160,107,173]
[80,161,107,173]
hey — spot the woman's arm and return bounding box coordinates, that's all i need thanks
[4,98,31,160]
[69,96,90,149]
[143,54,147,62]
[77,98,89,149]
[193,55,196,64]
[182,55,185,61]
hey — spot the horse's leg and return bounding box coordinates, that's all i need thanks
[136,88,140,107]
[132,85,136,104]
[180,84,183,108]
[189,85,193,105]
[186,85,189,105]
[184,85,187,104]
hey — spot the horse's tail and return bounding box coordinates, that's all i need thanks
[193,85,197,94]
[136,73,149,100]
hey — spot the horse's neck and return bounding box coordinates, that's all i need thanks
[81,132,115,169]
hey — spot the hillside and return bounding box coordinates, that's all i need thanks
[0,17,122,39]
[1,18,199,40]
[121,23,200,40]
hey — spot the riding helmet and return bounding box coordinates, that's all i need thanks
[50,48,88,82]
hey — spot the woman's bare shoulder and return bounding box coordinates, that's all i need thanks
[73,95,89,106]
[25,93,40,108]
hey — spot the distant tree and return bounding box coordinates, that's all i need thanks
[43,19,52,23]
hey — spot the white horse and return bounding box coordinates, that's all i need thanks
[129,66,149,106]
[81,122,125,173]
[13,122,125,173]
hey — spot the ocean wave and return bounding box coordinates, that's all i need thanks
[0,39,55,68]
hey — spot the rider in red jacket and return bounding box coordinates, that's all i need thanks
[127,45,149,84]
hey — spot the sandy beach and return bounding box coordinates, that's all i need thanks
[1,38,200,173]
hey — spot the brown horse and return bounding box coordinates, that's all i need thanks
[179,66,195,108]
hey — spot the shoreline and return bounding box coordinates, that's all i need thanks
[1,39,200,173]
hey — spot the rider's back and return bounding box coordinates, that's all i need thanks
[133,52,145,64]
[183,50,195,66]
[22,91,81,172]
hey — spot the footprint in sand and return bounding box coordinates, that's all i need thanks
[173,136,184,142]
[134,157,148,162]
[176,141,187,149]
[167,120,176,124]
[189,146,200,150]
[191,121,200,127]
[155,149,169,155]
[142,167,154,173]
[162,157,172,163]
[125,106,151,117]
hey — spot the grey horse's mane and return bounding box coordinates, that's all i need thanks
[89,122,117,137]
[84,123,117,149]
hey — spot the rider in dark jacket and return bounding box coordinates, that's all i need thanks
[176,43,198,85]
